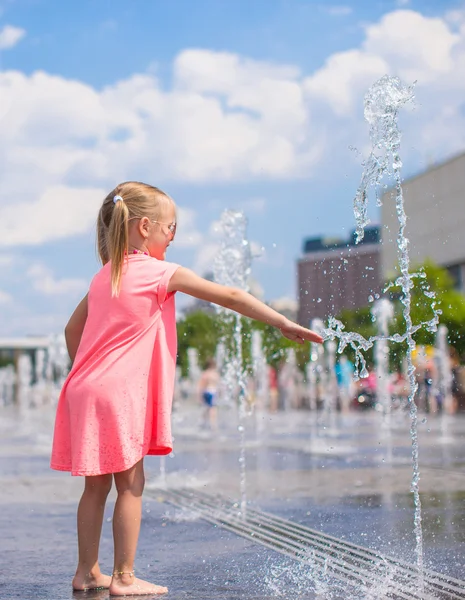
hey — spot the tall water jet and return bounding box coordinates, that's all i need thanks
[17,353,33,410]
[371,298,394,421]
[310,318,327,426]
[435,325,454,444]
[324,76,441,573]
[251,330,269,432]
[213,210,252,516]
[279,348,298,411]
[435,324,452,414]
[0,364,15,407]
[324,340,338,426]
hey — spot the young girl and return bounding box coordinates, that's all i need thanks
[50,181,323,596]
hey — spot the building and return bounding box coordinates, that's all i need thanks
[0,337,50,368]
[297,226,381,325]
[381,151,465,292]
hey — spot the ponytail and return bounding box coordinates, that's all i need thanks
[108,198,129,297]
[96,181,173,298]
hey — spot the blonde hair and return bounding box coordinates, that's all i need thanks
[97,181,174,297]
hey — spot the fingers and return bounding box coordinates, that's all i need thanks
[280,322,324,344]
[287,328,324,344]
[300,329,324,344]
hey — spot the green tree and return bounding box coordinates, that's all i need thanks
[176,310,220,375]
[392,260,465,357]
[176,307,311,376]
[335,260,465,367]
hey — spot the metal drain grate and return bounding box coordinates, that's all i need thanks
[148,487,465,600]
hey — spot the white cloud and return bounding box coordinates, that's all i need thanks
[363,10,459,81]
[193,242,220,276]
[0,289,12,303]
[175,206,203,248]
[0,24,25,50]
[0,6,463,252]
[27,263,88,295]
[0,254,14,266]
[445,7,465,27]
[0,185,106,246]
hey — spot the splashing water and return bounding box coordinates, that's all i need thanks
[213,210,252,516]
[371,298,394,422]
[263,551,407,600]
[323,75,441,574]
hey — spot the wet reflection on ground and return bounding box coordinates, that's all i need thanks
[1,404,464,598]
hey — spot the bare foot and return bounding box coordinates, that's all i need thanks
[110,573,168,596]
[72,571,112,591]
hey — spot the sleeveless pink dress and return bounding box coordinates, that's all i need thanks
[50,255,180,476]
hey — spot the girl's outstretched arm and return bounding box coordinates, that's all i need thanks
[64,294,88,361]
[168,267,323,345]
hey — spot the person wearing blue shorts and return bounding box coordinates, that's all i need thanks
[199,358,220,430]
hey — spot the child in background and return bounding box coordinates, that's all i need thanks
[198,358,220,431]
[50,181,323,596]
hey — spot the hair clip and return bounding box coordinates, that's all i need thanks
[113,195,123,204]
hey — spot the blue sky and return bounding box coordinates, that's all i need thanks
[0,0,464,335]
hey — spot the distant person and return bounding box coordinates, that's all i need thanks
[390,371,409,406]
[49,181,323,596]
[335,355,354,413]
[268,365,279,413]
[198,358,220,430]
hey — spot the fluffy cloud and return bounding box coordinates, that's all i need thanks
[0,6,464,252]
[27,263,88,295]
[364,10,460,82]
[0,24,25,49]
[0,185,105,246]
[0,289,12,304]
[175,206,203,248]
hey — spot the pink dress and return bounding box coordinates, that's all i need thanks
[50,255,180,476]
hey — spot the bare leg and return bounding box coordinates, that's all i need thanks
[73,474,113,590]
[110,459,167,596]
[209,406,218,431]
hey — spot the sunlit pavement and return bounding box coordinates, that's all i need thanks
[1,402,464,598]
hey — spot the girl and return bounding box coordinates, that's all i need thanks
[50,181,323,596]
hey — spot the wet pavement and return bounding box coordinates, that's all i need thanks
[1,403,465,599]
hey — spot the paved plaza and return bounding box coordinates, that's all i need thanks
[1,402,464,599]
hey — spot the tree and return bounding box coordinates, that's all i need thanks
[176,307,310,377]
[335,260,465,367]
[392,260,465,357]
[176,311,220,376]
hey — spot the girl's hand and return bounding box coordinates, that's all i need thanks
[279,320,324,345]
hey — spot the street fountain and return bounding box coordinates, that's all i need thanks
[435,324,453,414]
[143,76,465,599]
[435,324,454,444]
[0,364,15,406]
[279,347,298,411]
[371,298,395,422]
[213,209,252,516]
[324,75,441,575]
[251,330,269,433]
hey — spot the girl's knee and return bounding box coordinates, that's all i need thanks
[84,473,113,497]
[114,461,145,496]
